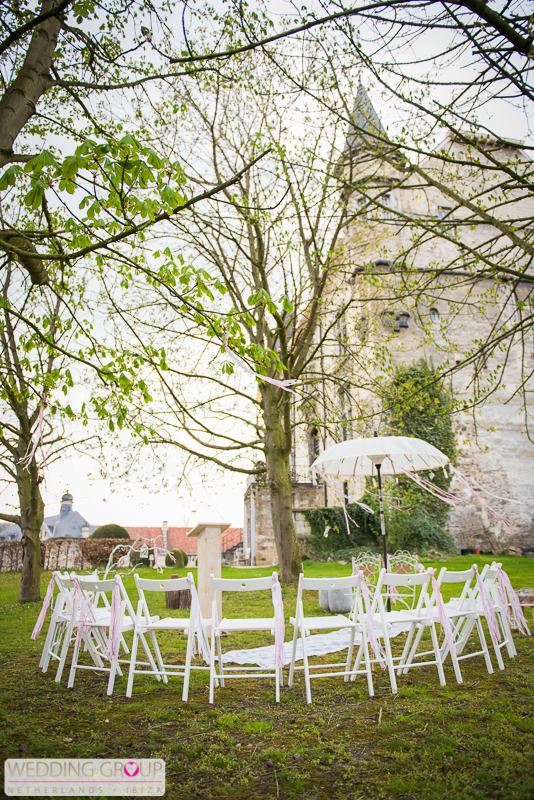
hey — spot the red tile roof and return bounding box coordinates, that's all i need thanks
[125,526,243,554]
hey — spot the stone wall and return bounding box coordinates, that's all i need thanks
[244,481,323,565]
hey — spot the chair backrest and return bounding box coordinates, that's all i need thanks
[300,574,360,592]
[434,567,477,611]
[211,575,275,593]
[296,573,365,621]
[134,573,193,621]
[373,568,432,615]
[135,575,191,592]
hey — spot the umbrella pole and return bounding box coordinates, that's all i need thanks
[375,463,390,612]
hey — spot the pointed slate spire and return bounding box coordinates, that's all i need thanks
[345,83,386,153]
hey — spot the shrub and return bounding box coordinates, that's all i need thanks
[165,549,189,568]
[90,524,130,540]
[166,549,185,568]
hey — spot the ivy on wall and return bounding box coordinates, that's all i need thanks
[304,359,458,556]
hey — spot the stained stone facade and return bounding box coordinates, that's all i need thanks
[243,478,323,566]
[243,87,534,560]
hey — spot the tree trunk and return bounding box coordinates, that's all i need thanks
[0,0,62,167]
[17,460,44,603]
[262,386,302,582]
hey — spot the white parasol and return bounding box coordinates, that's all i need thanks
[312,435,450,574]
[312,435,449,479]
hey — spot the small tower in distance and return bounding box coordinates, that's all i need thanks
[60,491,73,519]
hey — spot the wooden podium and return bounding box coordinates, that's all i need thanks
[187,521,230,630]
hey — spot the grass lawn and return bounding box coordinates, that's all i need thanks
[0,555,533,799]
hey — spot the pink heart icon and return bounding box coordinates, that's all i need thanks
[124,762,140,778]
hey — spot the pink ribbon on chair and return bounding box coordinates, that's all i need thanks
[30,573,58,640]
[497,567,530,636]
[186,573,210,664]
[224,339,297,396]
[472,565,501,645]
[107,578,122,659]
[271,572,286,667]
[359,572,386,668]
[427,568,456,653]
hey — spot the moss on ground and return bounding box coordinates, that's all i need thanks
[0,557,533,799]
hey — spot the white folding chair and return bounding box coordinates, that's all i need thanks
[401,567,492,681]
[353,568,447,693]
[452,564,511,670]
[488,562,520,657]
[288,573,375,704]
[39,572,74,673]
[66,576,129,694]
[58,574,160,694]
[126,573,210,701]
[209,574,285,704]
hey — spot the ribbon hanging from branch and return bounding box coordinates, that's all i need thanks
[223,339,297,396]
[312,464,378,538]
[449,465,512,530]
[388,458,512,530]
[19,394,49,475]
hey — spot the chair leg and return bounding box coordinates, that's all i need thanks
[350,642,364,681]
[148,629,168,683]
[67,633,83,689]
[429,622,446,687]
[137,631,162,682]
[403,624,425,675]
[474,617,494,675]
[398,623,418,673]
[216,634,225,688]
[345,627,356,682]
[449,640,463,684]
[126,631,140,698]
[491,631,505,671]
[39,619,58,670]
[107,653,120,695]
[209,629,217,704]
[182,628,194,703]
[361,628,374,697]
[55,624,74,683]
[381,628,398,694]
[300,625,312,705]
[498,611,516,658]
[288,623,299,687]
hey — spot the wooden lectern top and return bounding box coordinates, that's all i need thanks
[187,521,231,537]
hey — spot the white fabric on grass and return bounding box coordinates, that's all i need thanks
[221,622,412,667]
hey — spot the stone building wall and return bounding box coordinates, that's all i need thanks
[243,480,324,565]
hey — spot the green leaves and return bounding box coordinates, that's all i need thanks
[24,181,46,209]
